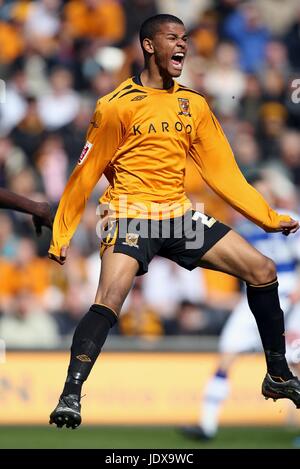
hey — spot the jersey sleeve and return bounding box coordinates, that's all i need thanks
[189,99,291,231]
[49,99,124,257]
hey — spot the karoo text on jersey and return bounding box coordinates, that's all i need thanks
[132,121,193,135]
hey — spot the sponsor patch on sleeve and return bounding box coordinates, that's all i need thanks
[78,141,93,165]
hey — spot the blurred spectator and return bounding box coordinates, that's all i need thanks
[73,202,101,256]
[119,34,144,80]
[0,258,16,312]
[239,74,262,126]
[157,0,212,30]
[0,19,24,65]
[204,41,245,115]
[0,136,27,187]
[189,8,218,59]
[263,167,299,211]
[52,284,87,339]
[180,55,207,93]
[12,237,51,296]
[119,283,163,337]
[89,69,119,100]
[263,40,290,77]
[61,99,94,168]
[257,102,287,161]
[143,257,206,324]
[10,96,46,165]
[279,130,300,186]
[0,68,28,135]
[23,0,62,59]
[64,0,125,43]
[284,7,300,71]
[37,66,80,130]
[257,0,299,36]
[24,0,61,40]
[35,134,68,204]
[0,290,59,348]
[122,0,157,43]
[223,1,270,73]
[174,300,210,335]
[232,131,261,176]
[261,69,285,104]
[0,212,19,259]
[8,167,39,198]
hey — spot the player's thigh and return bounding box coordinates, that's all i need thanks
[198,229,276,284]
[95,246,139,314]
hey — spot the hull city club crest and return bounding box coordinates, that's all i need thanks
[178,98,191,116]
[122,233,140,248]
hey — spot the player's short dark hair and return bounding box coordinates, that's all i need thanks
[139,14,184,52]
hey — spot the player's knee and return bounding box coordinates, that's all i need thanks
[248,256,277,285]
[95,286,126,316]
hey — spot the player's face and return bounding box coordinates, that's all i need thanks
[151,23,188,77]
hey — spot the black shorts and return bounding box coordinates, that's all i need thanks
[100,210,231,276]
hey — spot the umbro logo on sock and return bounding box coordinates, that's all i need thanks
[76,354,91,362]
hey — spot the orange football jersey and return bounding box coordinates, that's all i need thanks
[49,77,291,257]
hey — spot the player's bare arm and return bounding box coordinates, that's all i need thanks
[0,187,53,235]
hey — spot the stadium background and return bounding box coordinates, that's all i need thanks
[1,0,300,448]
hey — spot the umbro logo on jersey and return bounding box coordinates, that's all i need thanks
[131,95,147,101]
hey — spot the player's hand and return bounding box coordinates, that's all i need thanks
[279,219,299,236]
[32,202,53,236]
[48,245,68,265]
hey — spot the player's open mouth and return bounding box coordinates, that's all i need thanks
[171,53,185,70]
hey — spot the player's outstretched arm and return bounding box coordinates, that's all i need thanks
[190,99,299,234]
[48,99,124,262]
[0,187,53,235]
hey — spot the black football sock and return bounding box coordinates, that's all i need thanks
[246,278,293,381]
[61,304,117,399]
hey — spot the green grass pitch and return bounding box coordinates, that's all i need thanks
[0,426,299,449]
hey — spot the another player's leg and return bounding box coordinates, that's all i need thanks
[182,295,261,440]
[198,230,300,408]
[181,353,234,440]
[50,247,139,428]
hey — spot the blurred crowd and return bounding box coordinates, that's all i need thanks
[0,0,300,348]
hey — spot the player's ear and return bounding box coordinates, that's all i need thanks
[143,38,154,55]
